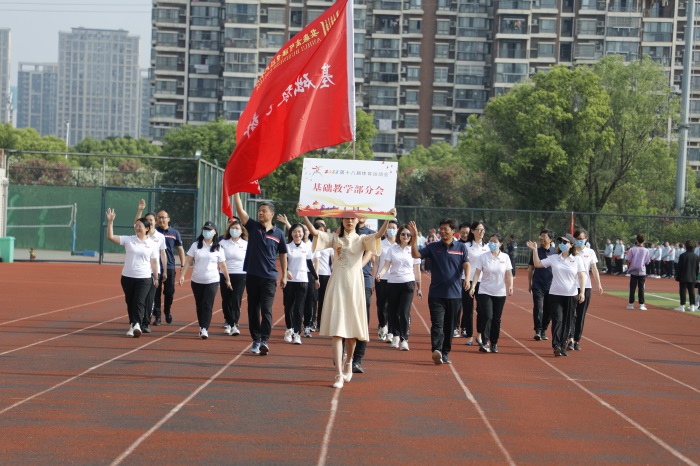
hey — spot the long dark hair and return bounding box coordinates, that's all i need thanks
[397,224,412,245]
[197,230,220,252]
[287,223,304,243]
[338,218,360,237]
[466,220,484,244]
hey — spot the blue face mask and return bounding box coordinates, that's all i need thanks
[575,239,586,247]
[488,242,499,252]
[202,230,215,239]
[230,228,242,238]
[386,228,398,238]
[559,243,569,253]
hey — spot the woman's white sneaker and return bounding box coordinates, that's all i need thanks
[399,340,409,351]
[284,328,293,342]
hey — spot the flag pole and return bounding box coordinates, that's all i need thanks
[352,140,356,160]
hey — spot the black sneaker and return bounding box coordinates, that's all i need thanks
[534,333,541,341]
[491,344,498,353]
[554,347,561,357]
[574,342,581,351]
[352,362,364,373]
[153,316,161,326]
[567,341,575,351]
[540,333,549,341]
[479,345,491,353]
[165,313,172,324]
[260,341,269,355]
[442,354,452,364]
[560,348,568,356]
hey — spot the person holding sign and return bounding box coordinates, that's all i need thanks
[300,206,396,389]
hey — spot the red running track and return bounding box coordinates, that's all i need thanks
[0,263,698,464]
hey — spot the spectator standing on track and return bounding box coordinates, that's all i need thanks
[674,240,699,312]
[470,233,513,354]
[179,222,231,339]
[604,239,614,274]
[613,239,625,275]
[151,208,186,325]
[106,208,160,338]
[454,222,470,339]
[568,229,603,351]
[674,243,684,278]
[505,234,518,278]
[376,224,422,351]
[526,234,585,357]
[374,219,399,343]
[233,193,288,356]
[653,242,663,278]
[528,229,555,341]
[299,208,394,389]
[462,221,488,347]
[282,223,318,345]
[219,217,247,336]
[626,235,651,311]
[408,218,470,365]
[312,218,332,331]
[134,200,167,334]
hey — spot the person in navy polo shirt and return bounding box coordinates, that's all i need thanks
[234,193,288,355]
[527,229,556,341]
[150,207,186,325]
[408,218,470,365]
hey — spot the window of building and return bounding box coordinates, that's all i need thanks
[267,8,285,24]
[369,86,398,106]
[605,41,639,61]
[405,89,419,104]
[434,66,449,82]
[436,20,451,35]
[404,113,419,128]
[403,137,418,150]
[642,21,672,42]
[433,91,448,106]
[538,43,555,57]
[407,43,421,57]
[223,77,254,97]
[408,19,422,33]
[407,66,420,80]
[225,52,256,73]
[495,62,528,83]
[435,43,450,58]
[540,19,556,33]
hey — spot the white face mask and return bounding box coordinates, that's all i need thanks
[386,228,398,238]
[230,228,242,238]
[202,230,215,240]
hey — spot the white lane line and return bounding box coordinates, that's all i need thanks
[413,303,516,466]
[317,390,341,466]
[645,293,677,302]
[0,295,194,357]
[502,328,698,466]
[111,310,281,466]
[0,295,123,326]
[513,287,700,357]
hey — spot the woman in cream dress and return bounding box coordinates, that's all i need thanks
[301,207,395,388]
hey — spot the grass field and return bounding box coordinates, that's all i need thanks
[607,290,700,316]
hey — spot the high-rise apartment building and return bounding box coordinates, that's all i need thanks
[139,69,152,139]
[149,0,700,160]
[0,29,11,125]
[57,28,140,145]
[16,63,58,136]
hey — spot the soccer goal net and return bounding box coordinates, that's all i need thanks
[6,204,77,252]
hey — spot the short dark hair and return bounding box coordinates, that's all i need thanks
[686,240,695,250]
[313,217,326,229]
[439,218,457,231]
[574,228,587,239]
[287,223,304,243]
[540,229,554,240]
[636,234,645,244]
[259,201,275,214]
[458,222,470,231]
[137,217,150,230]
[388,219,399,227]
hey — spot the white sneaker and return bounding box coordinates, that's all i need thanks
[390,336,400,348]
[674,305,686,312]
[626,304,634,310]
[385,333,393,343]
[293,333,302,345]
[639,304,647,311]
[224,325,232,335]
[126,325,134,337]
[231,324,240,336]
[690,305,697,312]
[284,328,293,342]
[132,323,142,338]
[378,325,387,340]
[200,328,209,339]
[399,340,409,351]
[453,328,460,338]
[304,326,312,338]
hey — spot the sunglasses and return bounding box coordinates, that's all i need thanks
[400,232,412,237]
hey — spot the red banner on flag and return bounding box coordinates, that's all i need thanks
[222,0,355,216]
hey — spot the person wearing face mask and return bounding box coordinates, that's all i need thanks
[179,222,232,339]
[233,193,288,356]
[219,217,248,336]
[376,224,422,350]
[374,219,399,342]
[462,221,488,347]
[282,223,319,345]
[299,207,395,388]
[568,229,603,351]
[454,223,470,339]
[106,209,160,338]
[312,218,333,330]
[470,234,513,353]
[528,229,555,341]
[133,200,167,334]
[526,234,585,357]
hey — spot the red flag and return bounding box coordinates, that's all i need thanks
[570,211,575,235]
[222,0,355,215]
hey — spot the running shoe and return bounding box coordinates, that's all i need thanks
[250,341,261,354]
[293,333,302,345]
[231,324,240,336]
[132,323,142,338]
[260,341,269,355]
[399,340,409,351]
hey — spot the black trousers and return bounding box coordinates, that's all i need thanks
[283,281,308,334]
[387,281,414,341]
[376,279,390,330]
[316,275,330,328]
[246,274,277,342]
[477,294,506,346]
[428,297,460,355]
[680,282,696,306]
[549,294,576,351]
[304,272,317,327]
[615,257,624,274]
[628,275,646,304]
[532,288,551,333]
[191,281,218,329]
[572,288,591,342]
[220,273,246,326]
[121,276,152,325]
[352,287,372,364]
[144,272,160,326]
[605,256,612,273]
[460,281,479,336]
[154,267,175,318]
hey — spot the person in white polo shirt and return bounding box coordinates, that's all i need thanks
[568,228,603,351]
[470,233,513,354]
[376,224,422,351]
[283,223,319,344]
[526,234,585,357]
[179,221,232,339]
[219,216,248,336]
[106,208,160,338]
